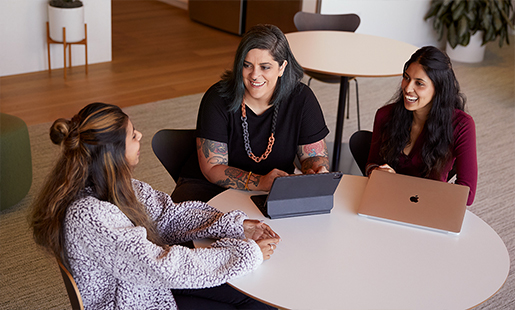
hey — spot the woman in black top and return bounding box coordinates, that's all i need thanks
[172,24,330,202]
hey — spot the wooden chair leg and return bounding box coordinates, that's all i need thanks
[85,24,88,75]
[69,42,72,69]
[63,27,67,79]
[47,22,51,74]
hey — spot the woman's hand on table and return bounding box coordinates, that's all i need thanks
[256,238,281,260]
[243,220,281,260]
[375,164,396,174]
[243,219,280,241]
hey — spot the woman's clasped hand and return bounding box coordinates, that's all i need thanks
[243,219,281,260]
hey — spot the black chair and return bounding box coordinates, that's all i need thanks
[152,129,200,247]
[349,130,457,181]
[349,130,373,176]
[293,11,362,129]
[56,259,84,310]
[151,129,197,183]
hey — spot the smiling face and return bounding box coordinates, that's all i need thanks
[402,62,435,117]
[242,48,287,106]
[125,119,142,168]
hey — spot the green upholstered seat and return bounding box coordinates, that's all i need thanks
[0,113,32,210]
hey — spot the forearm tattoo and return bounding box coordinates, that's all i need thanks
[218,167,246,189]
[200,138,261,189]
[215,167,261,190]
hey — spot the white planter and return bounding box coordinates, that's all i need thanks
[445,31,486,63]
[48,4,85,43]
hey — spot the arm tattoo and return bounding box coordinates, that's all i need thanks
[207,156,228,165]
[249,174,261,189]
[200,138,228,158]
[215,167,246,189]
[200,138,228,164]
[299,141,330,173]
[200,138,261,190]
[215,167,262,190]
[301,143,329,157]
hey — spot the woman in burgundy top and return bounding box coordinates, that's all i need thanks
[367,46,477,205]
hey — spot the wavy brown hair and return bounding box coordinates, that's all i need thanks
[30,103,168,263]
[379,46,466,178]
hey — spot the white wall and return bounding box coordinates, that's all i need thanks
[321,0,440,48]
[302,0,318,13]
[160,0,319,13]
[0,0,111,77]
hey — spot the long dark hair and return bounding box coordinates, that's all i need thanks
[219,24,304,112]
[30,103,168,263]
[380,46,466,178]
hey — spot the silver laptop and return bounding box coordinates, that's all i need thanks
[358,170,469,234]
[251,172,343,219]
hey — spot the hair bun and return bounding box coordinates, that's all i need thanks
[50,118,72,145]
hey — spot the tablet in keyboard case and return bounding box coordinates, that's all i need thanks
[251,172,343,219]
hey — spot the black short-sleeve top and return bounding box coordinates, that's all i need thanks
[196,81,329,176]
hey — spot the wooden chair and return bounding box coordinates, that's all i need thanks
[151,129,197,183]
[56,259,84,310]
[293,11,362,129]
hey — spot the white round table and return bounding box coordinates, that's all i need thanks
[200,174,509,309]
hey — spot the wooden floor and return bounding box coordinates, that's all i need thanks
[0,1,242,126]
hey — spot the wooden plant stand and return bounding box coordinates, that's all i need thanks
[47,22,88,79]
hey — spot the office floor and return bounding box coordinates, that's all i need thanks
[0,0,241,126]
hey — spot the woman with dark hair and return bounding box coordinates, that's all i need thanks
[30,102,280,309]
[172,24,330,202]
[366,46,477,205]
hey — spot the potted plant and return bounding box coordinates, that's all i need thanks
[425,0,513,62]
[48,0,85,43]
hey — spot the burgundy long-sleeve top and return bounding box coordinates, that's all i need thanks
[367,104,478,205]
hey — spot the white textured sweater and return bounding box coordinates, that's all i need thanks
[64,179,263,309]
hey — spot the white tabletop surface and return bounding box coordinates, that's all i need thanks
[285,31,418,78]
[201,175,510,310]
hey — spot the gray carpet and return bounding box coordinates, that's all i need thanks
[1,42,513,309]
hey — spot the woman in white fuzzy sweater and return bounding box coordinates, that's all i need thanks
[30,102,280,309]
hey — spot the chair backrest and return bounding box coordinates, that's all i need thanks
[349,130,457,181]
[349,130,373,176]
[152,129,197,183]
[293,11,360,32]
[56,259,84,310]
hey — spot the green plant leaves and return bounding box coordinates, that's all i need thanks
[451,1,466,20]
[425,0,513,48]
